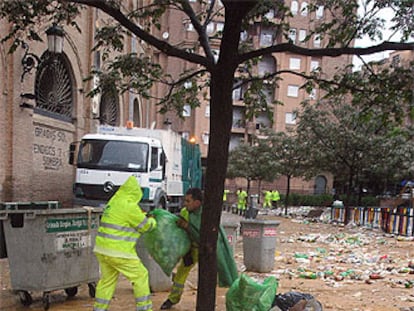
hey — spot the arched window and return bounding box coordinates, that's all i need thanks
[35,52,74,122]
[99,83,119,126]
[133,98,141,127]
[314,175,327,194]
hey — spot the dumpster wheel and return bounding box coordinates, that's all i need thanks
[42,292,50,310]
[88,282,96,298]
[64,286,78,297]
[18,290,32,306]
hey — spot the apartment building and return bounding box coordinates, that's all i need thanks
[0,0,353,205]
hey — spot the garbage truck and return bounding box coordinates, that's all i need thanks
[69,125,202,211]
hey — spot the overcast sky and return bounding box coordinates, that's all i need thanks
[352,6,399,70]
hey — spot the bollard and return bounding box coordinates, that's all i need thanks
[241,219,280,273]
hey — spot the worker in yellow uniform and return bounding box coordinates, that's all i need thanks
[160,188,238,309]
[93,176,157,311]
[223,189,230,212]
[263,190,272,210]
[271,189,281,209]
[237,188,248,216]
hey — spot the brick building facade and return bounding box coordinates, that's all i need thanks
[0,1,355,206]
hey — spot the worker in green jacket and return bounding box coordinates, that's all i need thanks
[93,176,157,311]
[160,188,238,309]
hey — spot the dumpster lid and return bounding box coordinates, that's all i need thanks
[0,201,61,211]
[240,219,281,226]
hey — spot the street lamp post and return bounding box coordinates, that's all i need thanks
[45,23,64,54]
[20,23,64,82]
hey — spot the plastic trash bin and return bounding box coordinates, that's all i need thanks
[222,222,239,253]
[241,219,280,273]
[0,206,102,309]
[136,239,172,292]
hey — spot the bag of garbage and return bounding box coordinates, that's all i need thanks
[216,225,239,287]
[226,273,278,311]
[272,291,323,311]
[142,209,191,276]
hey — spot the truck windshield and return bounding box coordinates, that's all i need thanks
[77,139,149,172]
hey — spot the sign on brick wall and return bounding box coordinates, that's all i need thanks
[33,124,68,171]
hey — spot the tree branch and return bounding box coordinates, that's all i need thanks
[66,0,213,68]
[238,41,414,63]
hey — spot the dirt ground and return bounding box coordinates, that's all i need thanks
[1,209,414,311]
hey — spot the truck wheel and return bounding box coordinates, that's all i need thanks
[18,291,32,306]
[64,286,78,297]
[42,292,51,310]
[156,198,166,210]
[88,282,96,298]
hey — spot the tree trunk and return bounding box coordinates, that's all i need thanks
[196,2,257,310]
[197,68,234,310]
[284,175,291,215]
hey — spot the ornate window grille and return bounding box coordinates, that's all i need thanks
[35,52,74,122]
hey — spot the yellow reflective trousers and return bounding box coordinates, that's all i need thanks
[93,253,152,311]
[167,247,199,304]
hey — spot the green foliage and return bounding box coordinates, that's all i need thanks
[227,143,277,182]
[281,193,333,207]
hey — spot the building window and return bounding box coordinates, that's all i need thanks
[233,81,249,101]
[291,0,298,15]
[35,52,75,122]
[205,105,210,117]
[287,85,299,97]
[299,29,307,42]
[313,34,321,48]
[309,88,317,100]
[133,98,141,127]
[285,112,297,125]
[289,57,301,70]
[240,30,248,42]
[258,55,276,76]
[300,2,308,16]
[392,54,401,67]
[183,104,191,117]
[182,131,190,140]
[185,22,194,31]
[265,9,275,19]
[202,132,209,145]
[216,22,224,33]
[260,27,274,47]
[207,22,215,34]
[310,60,320,72]
[212,49,219,63]
[316,6,324,19]
[288,28,297,43]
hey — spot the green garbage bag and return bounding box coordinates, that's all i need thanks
[143,209,191,276]
[226,273,278,311]
[217,226,238,287]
